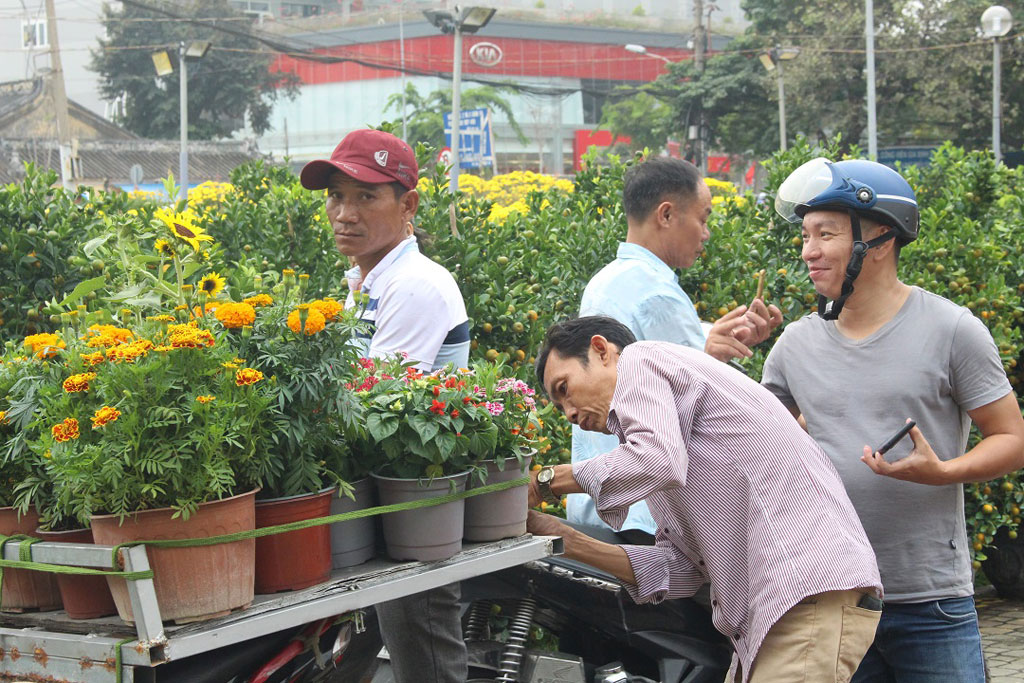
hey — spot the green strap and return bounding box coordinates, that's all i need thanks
[114,636,135,683]
[109,475,530,566]
[0,476,529,581]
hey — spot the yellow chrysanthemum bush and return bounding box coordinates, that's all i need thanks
[208,270,371,497]
[10,313,281,529]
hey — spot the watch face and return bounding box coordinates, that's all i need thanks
[538,467,554,484]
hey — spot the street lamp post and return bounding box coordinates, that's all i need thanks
[982,5,1013,163]
[424,6,497,194]
[154,41,210,201]
[759,46,800,151]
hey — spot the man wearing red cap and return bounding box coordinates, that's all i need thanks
[301,129,470,682]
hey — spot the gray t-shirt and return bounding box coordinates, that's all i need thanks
[762,287,1011,602]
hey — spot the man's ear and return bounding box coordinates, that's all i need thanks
[401,189,420,220]
[647,199,673,229]
[590,335,614,365]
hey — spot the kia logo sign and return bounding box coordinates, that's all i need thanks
[469,42,503,68]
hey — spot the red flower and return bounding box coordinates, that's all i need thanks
[432,385,441,397]
[451,409,460,418]
[462,396,472,404]
[381,373,394,380]
[429,399,446,415]
[457,380,466,389]
[358,358,375,371]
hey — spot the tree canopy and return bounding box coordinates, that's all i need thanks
[601,0,1022,157]
[91,0,298,140]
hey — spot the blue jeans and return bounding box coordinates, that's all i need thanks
[851,596,985,683]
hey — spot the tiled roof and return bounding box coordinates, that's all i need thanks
[0,138,263,186]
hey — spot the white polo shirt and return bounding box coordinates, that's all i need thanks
[344,236,470,372]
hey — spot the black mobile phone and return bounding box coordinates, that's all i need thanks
[876,421,916,456]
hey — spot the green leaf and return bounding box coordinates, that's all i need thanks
[409,413,440,445]
[82,234,113,257]
[367,413,399,442]
[59,275,107,307]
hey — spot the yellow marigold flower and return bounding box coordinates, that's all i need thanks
[154,206,213,252]
[52,417,80,442]
[105,340,153,363]
[63,372,98,393]
[146,314,176,323]
[154,345,174,353]
[215,302,256,329]
[222,362,239,369]
[91,406,121,429]
[196,395,216,403]
[310,298,343,321]
[83,325,133,348]
[154,239,175,258]
[287,307,326,336]
[235,368,264,386]
[43,449,52,459]
[244,293,273,307]
[174,304,187,311]
[23,333,65,358]
[282,268,296,277]
[169,325,216,349]
[0,410,7,425]
[197,271,226,298]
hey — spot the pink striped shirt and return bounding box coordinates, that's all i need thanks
[572,341,881,681]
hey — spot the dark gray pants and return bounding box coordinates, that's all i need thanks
[377,582,468,683]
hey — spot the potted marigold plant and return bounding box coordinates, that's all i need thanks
[210,271,374,586]
[14,314,280,623]
[0,347,63,612]
[345,356,500,560]
[461,363,544,542]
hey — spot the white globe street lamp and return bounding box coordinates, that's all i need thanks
[982,5,1013,162]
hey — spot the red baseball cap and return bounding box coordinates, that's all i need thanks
[300,129,419,191]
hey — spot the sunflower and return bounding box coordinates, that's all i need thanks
[197,272,226,298]
[154,239,176,258]
[154,207,213,252]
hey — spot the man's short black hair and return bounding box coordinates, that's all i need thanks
[622,157,702,222]
[535,316,637,388]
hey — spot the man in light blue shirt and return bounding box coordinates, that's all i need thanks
[569,157,782,535]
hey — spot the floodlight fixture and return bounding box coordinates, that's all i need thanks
[151,50,173,76]
[184,40,212,59]
[459,6,496,33]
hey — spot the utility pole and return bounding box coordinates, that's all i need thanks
[179,42,189,201]
[692,0,706,174]
[44,0,73,189]
[865,0,878,160]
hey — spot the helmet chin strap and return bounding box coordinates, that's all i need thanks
[817,211,896,320]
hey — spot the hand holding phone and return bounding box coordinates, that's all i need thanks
[876,420,916,456]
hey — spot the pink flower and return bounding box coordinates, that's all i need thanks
[485,401,505,416]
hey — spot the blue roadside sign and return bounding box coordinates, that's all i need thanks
[443,108,495,169]
[877,146,936,169]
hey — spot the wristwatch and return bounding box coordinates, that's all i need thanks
[536,465,561,505]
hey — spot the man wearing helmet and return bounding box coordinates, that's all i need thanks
[762,158,1024,682]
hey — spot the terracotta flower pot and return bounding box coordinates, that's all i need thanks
[255,487,334,593]
[0,506,62,612]
[34,527,118,619]
[329,478,376,569]
[464,454,532,542]
[372,471,469,561]
[90,488,257,624]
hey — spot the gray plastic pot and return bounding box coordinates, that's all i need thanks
[371,470,469,561]
[329,477,376,569]
[464,454,532,542]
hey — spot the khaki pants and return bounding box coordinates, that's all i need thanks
[728,589,881,683]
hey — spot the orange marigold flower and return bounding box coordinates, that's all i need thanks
[0,410,7,425]
[83,325,133,348]
[287,308,326,336]
[243,293,273,307]
[63,372,98,393]
[91,406,121,429]
[81,351,105,366]
[105,340,153,363]
[51,417,80,442]
[215,302,256,329]
[23,333,65,358]
[196,395,216,403]
[309,298,343,321]
[235,368,264,386]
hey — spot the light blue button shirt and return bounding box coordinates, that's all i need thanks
[569,242,707,535]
